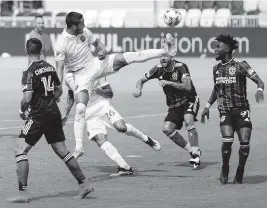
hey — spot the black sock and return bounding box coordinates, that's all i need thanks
[16,154,29,191]
[221,142,232,167]
[61,152,86,184]
[239,142,250,167]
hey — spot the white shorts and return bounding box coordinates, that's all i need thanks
[72,54,116,95]
[85,99,124,140]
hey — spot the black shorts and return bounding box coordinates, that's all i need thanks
[19,115,66,146]
[219,109,252,131]
[165,97,200,130]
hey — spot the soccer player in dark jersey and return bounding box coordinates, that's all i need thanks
[134,56,201,169]
[201,34,264,184]
[7,38,93,203]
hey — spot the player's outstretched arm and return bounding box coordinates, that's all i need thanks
[201,87,217,124]
[133,77,149,98]
[159,75,192,91]
[95,84,114,99]
[250,74,264,103]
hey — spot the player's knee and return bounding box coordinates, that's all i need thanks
[113,53,128,71]
[51,142,68,158]
[239,142,250,156]
[75,103,86,118]
[162,125,175,136]
[93,135,107,147]
[114,121,127,133]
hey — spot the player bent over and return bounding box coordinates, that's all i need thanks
[201,34,264,184]
[55,12,175,159]
[134,57,201,169]
[7,39,93,203]
[62,74,160,175]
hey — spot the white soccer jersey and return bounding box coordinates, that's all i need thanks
[89,77,110,104]
[54,27,95,72]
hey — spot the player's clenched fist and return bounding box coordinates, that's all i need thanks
[133,89,142,98]
[255,89,264,103]
[98,49,107,60]
[201,107,210,124]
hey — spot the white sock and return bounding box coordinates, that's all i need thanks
[184,142,192,153]
[191,146,199,155]
[123,49,165,64]
[125,123,148,143]
[100,141,130,170]
[74,103,86,150]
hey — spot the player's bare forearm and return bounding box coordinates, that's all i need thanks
[207,87,217,106]
[63,90,75,117]
[56,61,64,84]
[92,39,106,53]
[250,74,264,90]
[95,85,114,99]
[21,92,32,112]
[136,77,149,90]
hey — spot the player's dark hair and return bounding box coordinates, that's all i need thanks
[215,34,238,52]
[65,12,83,29]
[26,38,42,55]
[34,14,43,19]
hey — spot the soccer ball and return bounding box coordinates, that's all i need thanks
[163,8,182,27]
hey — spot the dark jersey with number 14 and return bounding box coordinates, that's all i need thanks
[145,60,197,108]
[213,57,257,113]
[21,60,61,118]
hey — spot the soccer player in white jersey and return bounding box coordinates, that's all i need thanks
[62,74,160,176]
[55,12,176,158]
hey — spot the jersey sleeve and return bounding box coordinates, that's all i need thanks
[145,66,159,80]
[239,61,257,78]
[21,70,35,92]
[83,28,96,44]
[53,71,61,87]
[54,34,65,61]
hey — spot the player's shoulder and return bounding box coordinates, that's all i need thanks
[213,63,220,72]
[173,60,186,67]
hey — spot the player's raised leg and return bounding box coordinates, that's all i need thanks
[7,138,32,203]
[51,141,94,198]
[184,113,201,169]
[113,120,161,151]
[111,33,176,72]
[162,121,192,153]
[219,121,234,184]
[92,134,133,176]
[233,127,252,184]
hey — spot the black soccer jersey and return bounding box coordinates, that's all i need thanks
[145,60,197,108]
[21,60,61,117]
[213,57,257,113]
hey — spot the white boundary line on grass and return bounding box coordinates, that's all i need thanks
[0,103,267,130]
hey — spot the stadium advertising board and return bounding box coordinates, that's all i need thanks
[0,28,266,57]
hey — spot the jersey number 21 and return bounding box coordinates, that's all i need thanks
[41,75,54,96]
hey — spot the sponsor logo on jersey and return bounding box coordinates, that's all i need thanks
[229,66,236,76]
[215,77,236,84]
[80,36,85,42]
[171,71,178,81]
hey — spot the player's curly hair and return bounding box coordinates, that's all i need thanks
[215,34,238,52]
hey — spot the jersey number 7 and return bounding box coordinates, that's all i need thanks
[41,75,54,96]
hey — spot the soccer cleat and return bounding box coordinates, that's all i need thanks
[233,166,245,184]
[146,136,161,151]
[74,179,94,199]
[73,147,85,159]
[189,153,200,169]
[6,191,29,203]
[110,167,134,177]
[163,33,176,57]
[219,165,229,184]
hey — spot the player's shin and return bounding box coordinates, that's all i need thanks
[166,130,192,153]
[124,123,148,142]
[15,154,29,192]
[61,151,86,184]
[187,125,199,155]
[122,49,165,64]
[100,141,131,170]
[74,103,86,150]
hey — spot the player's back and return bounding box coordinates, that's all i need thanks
[22,60,61,118]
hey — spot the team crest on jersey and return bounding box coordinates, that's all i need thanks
[229,66,236,76]
[109,110,115,116]
[80,36,85,42]
[172,72,178,81]
[220,116,226,122]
